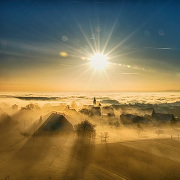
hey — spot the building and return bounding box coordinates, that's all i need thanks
[35,113,73,135]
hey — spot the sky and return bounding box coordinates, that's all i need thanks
[0,0,180,92]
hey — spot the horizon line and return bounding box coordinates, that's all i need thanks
[0,90,180,93]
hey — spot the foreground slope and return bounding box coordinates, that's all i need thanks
[1,132,180,180]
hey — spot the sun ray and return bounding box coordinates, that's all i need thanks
[105,31,138,57]
[74,64,93,79]
[105,23,146,57]
[101,14,120,54]
[63,44,91,57]
[89,18,98,53]
[97,15,101,52]
[74,18,96,54]
[107,49,143,60]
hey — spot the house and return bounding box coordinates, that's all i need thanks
[35,113,73,135]
[91,107,101,116]
[79,108,92,116]
[101,106,115,116]
[79,106,101,116]
[139,108,155,116]
[152,112,175,123]
[120,113,148,124]
[65,107,79,116]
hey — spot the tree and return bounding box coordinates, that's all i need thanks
[136,123,143,137]
[109,121,113,127]
[155,129,164,137]
[114,121,120,128]
[109,121,120,128]
[74,120,96,139]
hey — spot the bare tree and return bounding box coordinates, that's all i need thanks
[100,132,109,143]
[136,124,143,137]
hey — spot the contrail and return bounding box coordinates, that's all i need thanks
[144,47,173,50]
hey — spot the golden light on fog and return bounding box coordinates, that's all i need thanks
[90,53,108,70]
[59,51,68,57]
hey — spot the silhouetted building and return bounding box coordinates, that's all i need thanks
[152,112,175,123]
[35,113,73,135]
[79,108,92,116]
[101,106,115,116]
[120,113,148,124]
[91,106,101,116]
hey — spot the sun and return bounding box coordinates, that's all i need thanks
[90,53,108,70]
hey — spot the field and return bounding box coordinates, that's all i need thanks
[1,129,180,180]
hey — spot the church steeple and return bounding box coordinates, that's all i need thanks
[93,97,96,106]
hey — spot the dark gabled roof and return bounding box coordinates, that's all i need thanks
[35,113,73,135]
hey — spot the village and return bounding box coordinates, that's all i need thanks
[1,96,180,141]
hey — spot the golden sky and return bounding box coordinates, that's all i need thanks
[0,1,180,92]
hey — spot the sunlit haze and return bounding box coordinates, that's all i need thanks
[0,0,180,92]
[1,1,180,179]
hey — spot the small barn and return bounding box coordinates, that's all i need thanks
[35,113,73,135]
